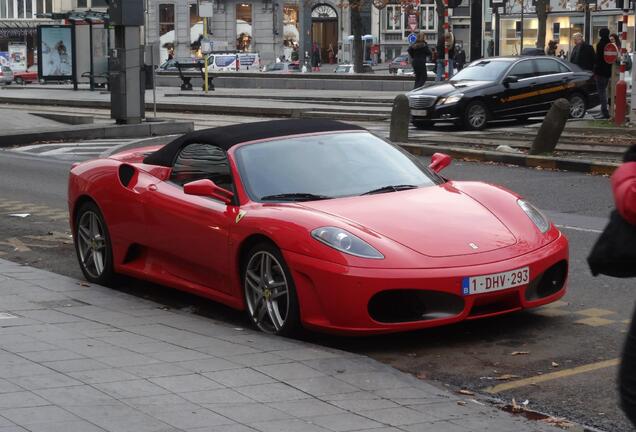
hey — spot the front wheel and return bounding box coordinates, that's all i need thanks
[569,93,586,119]
[243,243,300,336]
[74,201,115,285]
[15,77,24,85]
[462,100,489,130]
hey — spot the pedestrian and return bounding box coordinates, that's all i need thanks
[610,33,621,49]
[454,45,466,71]
[547,40,558,56]
[558,49,567,60]
[570,32,595,72]
[311,42,321,72]
[407,32,432,89]
[327,43,335,64]
[593,27,612,119]
[487,39,494,57]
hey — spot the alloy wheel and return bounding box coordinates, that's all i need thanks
[569,95,586,119]
[467,104,487,129]
[77,210,108,279]
[244,251,290,334]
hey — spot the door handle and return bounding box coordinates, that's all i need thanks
[148,184,157,191]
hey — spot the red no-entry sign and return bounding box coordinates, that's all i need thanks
[604,43,619,64]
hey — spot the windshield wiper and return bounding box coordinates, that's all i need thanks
[361,184,418,195]
[260,193,332,202]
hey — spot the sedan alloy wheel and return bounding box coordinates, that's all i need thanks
[569,94,586,119]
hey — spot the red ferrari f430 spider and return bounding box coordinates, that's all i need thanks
[68,120,568,336]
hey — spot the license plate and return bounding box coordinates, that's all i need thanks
[462,267,530,296]
[411,109,428,116]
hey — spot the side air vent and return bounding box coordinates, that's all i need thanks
[118,164,135,187]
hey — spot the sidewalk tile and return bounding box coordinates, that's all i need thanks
[149,374,225,393]
[121,394,198,409]
[374,386,449,401]
[0,415,13,427]
[336,372,414,391]
[25,420,107,432]
[0,426,28,432]
[267,400,345,417]
[0,381,21,395]
[225,352,290,367]
[34,385,117,406]
[255,363,325,380]
[286,376,359,397]
[19,349,85,363]
[94,379,171,399]
[324,398,399,412]
[175,357,242,373]
[188,424,260,432]
[180,388,254,404]
[0,405,79,424]
[308,413,385,431]
[195,341,260,357]
[123,363,193,379]
[0,362,50,379]
[274,348,343,362]
[359,407,439,426]
[301,357,382,375]
[16,309,84,324]
[0,341,57,354]
[8,372,83,390]
[0,392,50,409]
[207,403,291,423]
[146,349,212,363]
[146,407,235,429]
[43,358,110,373]
[68,368,140,384]
[203,368,276,387]
[235,383,310,402]
[403,421,470,432]
[95,353,162,368]
[250,418,332,432]
[127,342,188,355]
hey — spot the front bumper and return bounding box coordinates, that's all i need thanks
[410,101,462,122]
[284,234,568,335]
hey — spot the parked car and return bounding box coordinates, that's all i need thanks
[0,66,13,85]
[407,56,598,130]
[261,62,296,73]
[389,54,410,74]
[396,63,437,80]
[334,64,374,74]
[68,119,568,336]
[13,65,38,84]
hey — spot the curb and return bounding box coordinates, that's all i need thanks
[399,142,619,175]
[0,120,194,147]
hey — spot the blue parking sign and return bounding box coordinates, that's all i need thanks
[408,33,417,44]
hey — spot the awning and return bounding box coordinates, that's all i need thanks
[0,20,60,38]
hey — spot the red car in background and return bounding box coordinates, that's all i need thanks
[389,54,410,74]
[13,65,38,84]
[68,119,568,336]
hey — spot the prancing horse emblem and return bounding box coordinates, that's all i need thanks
[469,242,479,250]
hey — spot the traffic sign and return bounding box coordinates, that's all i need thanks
[408,33,417,44]
[408,14,417,31]
[604,42,618,64]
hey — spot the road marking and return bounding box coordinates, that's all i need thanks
[555,224,603,234]
[484,358,620,394]
[576,308,615,317]
[575,317,616,327]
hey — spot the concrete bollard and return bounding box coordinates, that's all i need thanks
[390,94,410,142]
[530,98,570,155]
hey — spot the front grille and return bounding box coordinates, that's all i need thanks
[409,96,437,109]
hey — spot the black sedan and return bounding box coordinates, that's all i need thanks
[407,56,599,130]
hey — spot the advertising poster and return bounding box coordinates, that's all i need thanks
[0,52,9,67]
[8,44,27,71]
[38,25,75,80]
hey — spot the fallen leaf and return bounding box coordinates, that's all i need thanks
[457,400,467,406]
[541,416,574,429]
[511,351,529,356]
[552,361,560,368]
[458,389,475,396]
[416,371,427,380]
[78,282,90,287]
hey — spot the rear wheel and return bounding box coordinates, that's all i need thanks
[243,242,300,336]
[569,93,586,119]
[15,77,23,85]
[462,100,489,130]
[74,201,115,285]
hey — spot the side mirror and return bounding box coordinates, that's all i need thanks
[183,179,234,204]
[503,75,519,86]
[428,153,452,173]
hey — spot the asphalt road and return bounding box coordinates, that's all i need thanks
[0,145,632,431]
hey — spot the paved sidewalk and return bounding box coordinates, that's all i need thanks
[0,258,565,432]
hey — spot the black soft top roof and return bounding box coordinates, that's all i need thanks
[143,119,365,167]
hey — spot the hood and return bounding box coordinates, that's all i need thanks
[299,184,517,257]
[409,80,492,97]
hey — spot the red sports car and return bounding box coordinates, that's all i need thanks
[68,120,568,336]
[13,65,38,84]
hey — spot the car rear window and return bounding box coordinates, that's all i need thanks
[535,58,561,76]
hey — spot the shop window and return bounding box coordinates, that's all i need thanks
[159,3,175,63]
[419,3,436,31]
[283,5,299,60]
[190,3,204,57]
[236,3,253,52]
[0,0,7,19]
[385,5,402,32]
[77,0,87,7]
[17,0,25,18]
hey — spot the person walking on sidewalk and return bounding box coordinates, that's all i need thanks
[594,27,612,119]
[454,45,466,71]
[611,145,636,426]
[311,42,321,72]
[570,32,594,72]
[407,33,432,89]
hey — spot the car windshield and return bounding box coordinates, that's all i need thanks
[234,132,439,201]
[452,60,513,81]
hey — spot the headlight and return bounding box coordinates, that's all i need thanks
[438,94,463,105]
[311,227,384,259]
[518,199,550,233]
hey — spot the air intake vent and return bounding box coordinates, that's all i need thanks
[118,164,135,187]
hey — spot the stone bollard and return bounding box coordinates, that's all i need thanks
[390,94,410,142]
[530,98,570,155]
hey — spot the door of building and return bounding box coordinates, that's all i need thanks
[311,4,338,64]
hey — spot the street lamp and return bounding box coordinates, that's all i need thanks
[372,0,387,64]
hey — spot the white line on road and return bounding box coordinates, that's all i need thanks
[555,225,603,234]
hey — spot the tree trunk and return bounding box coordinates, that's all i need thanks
[351,2,364,73]
[535,0,548,50]
[435,0,445,57]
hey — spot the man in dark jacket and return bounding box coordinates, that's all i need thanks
[454,45,466,71]
[407,33,432,89]
[594,28,612,119]
[570,32,595,71]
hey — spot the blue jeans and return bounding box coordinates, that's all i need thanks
[435,59,454,81]
[596,75,610,116]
